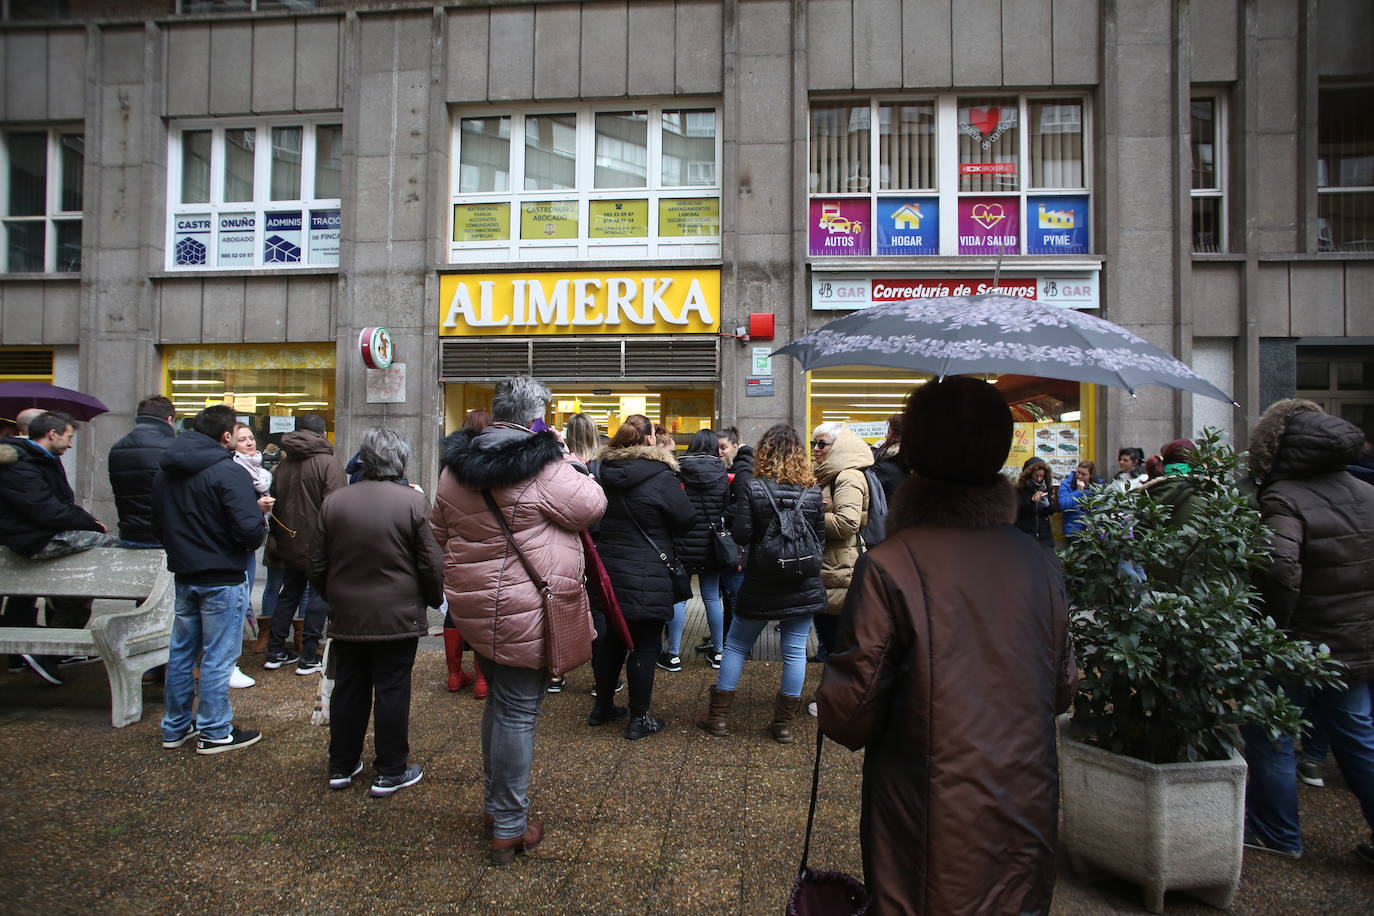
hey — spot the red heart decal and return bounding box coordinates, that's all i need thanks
[967,106,1001,137]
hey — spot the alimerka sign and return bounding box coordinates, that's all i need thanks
[439,270,720,336]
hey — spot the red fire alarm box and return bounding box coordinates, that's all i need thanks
[747,313,775,340]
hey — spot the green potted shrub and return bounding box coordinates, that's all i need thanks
[1058,428,1342,913]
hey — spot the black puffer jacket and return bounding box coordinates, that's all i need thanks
[1251,407,1374,680]
[107,416,176,544]
[153,431,267,585]
[0,437,104,557]
[595,446,695,622]
[731,477,827,620]
[672,453,730,571]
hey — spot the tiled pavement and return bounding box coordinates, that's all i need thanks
[3,603,1373,914]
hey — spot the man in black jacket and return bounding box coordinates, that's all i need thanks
[152,404,270,755]
[107,395,176,547]
[0,410,118,684]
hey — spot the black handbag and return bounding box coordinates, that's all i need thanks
[618,494,694,603]
[706,513,743,571]
[785,730,869,916]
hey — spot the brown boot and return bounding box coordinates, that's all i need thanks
[769,693,803,744]
[251,617,272,653]
[696,686,736,737]
[292,619,304,654]
[489,818,543,865]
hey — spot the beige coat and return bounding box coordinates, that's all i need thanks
[816,428,873,613]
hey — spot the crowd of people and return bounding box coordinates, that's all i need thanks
[2,374,1372,909]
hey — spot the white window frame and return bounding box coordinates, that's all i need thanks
[176,1,321,13]
[0,126,83,274]
[1189,91,1228,253]
[448,100,723,264]
[165,117,343,271]
[806,92,1094,257]
[1316,84,1374,253]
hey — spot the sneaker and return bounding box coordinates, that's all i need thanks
[263,649,299,670]
[590,679,625,698]
[229,666,256,689]
[1356,842,1374,868]
[1243,830,1301,859]
[21,654,62,686]
[692,636,713,656]
[586,704,628,727]
[196,726,263,755]
[161,727,200,749]
[806,701,818,718]
[370,763,423,797]
[295,654,323,676]
[625,713,666,740]
[57,654,100,667]
[1297,759,1325,788]
[329,760,364,790]
[656,652,683,672]
[709,650,723,669]
[547,675,565,693]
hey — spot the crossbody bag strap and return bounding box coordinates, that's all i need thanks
[481,491,549,592]
[800,727,825,875]
[616,492,674,570]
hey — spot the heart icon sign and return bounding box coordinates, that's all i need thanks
[971,202,1005,230]
[967,106,1001,137]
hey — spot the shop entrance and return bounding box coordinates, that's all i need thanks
[443,381,716,446]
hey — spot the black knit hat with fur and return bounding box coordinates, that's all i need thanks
[902,376,1012,485]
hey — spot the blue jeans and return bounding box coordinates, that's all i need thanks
[667,570,725,655]
[476,656,549,840]
[716,614,812,698]
[161,581,248,742]
[1301,683,1374,762]
[1242,680,1374,853]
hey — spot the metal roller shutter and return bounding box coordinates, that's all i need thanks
[440,337,718,383]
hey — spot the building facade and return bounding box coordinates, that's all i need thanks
[0,0,1370,515]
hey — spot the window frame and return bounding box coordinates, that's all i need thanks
[0,126,84,275]
[165,116,343,271]
[1189,91,1228,254]
[448,100,724,264]
[1316,83,1374,253]
[176,0,323,13]
[806,92,1093,258]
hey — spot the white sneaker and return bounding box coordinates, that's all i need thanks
[229,666,256,689]
[806,701,818,718]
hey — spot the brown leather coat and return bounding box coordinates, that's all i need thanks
[817,475,1076,916]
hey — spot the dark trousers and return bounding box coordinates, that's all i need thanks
[328,638,418,779]
[4,595,91,666]
[268,568,327,656]
[592,617,661,716]
[812,613,839,659]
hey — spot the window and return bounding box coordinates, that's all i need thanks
[166,119,342,270]
[1,129,83,274]
[807,94,1091,257]
[449,102,722,263]
[1317,86,1374,252]
[178,1,322,12]
[1190,94,1226,253]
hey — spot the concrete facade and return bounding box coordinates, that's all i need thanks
[1,0,1371,513]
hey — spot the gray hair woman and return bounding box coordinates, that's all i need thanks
[310,426,444,797]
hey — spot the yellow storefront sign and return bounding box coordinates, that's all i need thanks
[519,201,579,239]
[453,202,510,242]
[589,199,648,238]
[659,198,721,237]
[439,269,721,336]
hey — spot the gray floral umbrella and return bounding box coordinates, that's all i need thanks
[772,294,1236,404]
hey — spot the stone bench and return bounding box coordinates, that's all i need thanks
[0,547,174,728]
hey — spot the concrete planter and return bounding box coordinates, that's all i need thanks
[1058,721,1246,913]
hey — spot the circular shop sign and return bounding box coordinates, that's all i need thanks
[359,326,394,370]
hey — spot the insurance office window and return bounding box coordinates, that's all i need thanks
[1317,86,1374,252]
[1189,95,1226,253]
[808,95,1089,257]
[167,120,342,270]
[2,129,83,273]
[450,103,722,262]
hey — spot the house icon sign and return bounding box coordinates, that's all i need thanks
[892,203,923,229]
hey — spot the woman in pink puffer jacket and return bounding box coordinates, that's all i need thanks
[429,376,606,865]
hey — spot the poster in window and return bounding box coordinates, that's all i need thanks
[454,202,510,242]
[589,200,649,238]
[173,214,211,266]
[308,210,341,266]
[263,211,303,264]
[956,196,1020,254]
[1026,195,1089,255]
[519,201,579,240]
[217,213,256,266]
[876,198,939,255]
[659,198,720,237]
[809,198,871,256]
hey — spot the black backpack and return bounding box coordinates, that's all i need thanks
[754,480,822,580]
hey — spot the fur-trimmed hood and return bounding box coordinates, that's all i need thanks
[596,444,679,493]
[0,439,25,466]
[1249,399,1362,484]
[888,474,1017,532]
[439,423,565,490]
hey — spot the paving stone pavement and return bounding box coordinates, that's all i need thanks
[3,626,1372,915]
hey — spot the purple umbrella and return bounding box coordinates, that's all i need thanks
[0,382,111,422]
